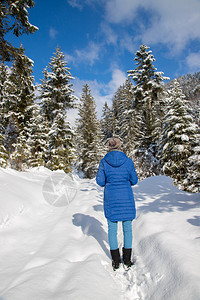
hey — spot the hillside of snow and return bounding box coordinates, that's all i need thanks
[0,167,200,300]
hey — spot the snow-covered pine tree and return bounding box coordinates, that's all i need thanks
[106,80,139,157]
[26,103,48,168]
[166,72,200,127]
[101,101,113,142]
[10,128,30,171]
[0,133,8,167]
[0,63,8,101]
[127,44,169,179]
[47,110,75,173]
[0,72,7,166]
[0,63,8,134]
[187,143,200,193]
[0,0,38,62]
[160,80,199,192]
[112,85,124,137]
[40,47,76,125]
[39,67,52,125]
[117,79,139,157]
[39,47,77,172]
[76,84,104,179]
[3,46,35,169]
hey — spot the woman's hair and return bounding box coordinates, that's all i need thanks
[106,137,122,151]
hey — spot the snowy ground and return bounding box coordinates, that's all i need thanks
[0,167,200,300]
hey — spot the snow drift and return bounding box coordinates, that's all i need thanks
[0,167,199,300]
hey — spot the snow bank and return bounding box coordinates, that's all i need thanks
[133,176,200,300]
[0,167,51,227]
[0,168,199,300]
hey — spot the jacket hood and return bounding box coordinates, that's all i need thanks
[104,150,127,167]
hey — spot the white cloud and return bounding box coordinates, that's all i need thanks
[104,0,200,53]
[106,68,127,94]
[105,0,141,24]
[49,27,58,39]
[119,33,136,53]
[67,0,104,10]
[100,23,118,45]
[186,52,200,72]
[67,0,83,10]
[67,0,200,54]
[141,0,200,53]
[64,53,75,64]
[75,42,101,65]
[65,42,102,66]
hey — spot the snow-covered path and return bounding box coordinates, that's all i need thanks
[0,168,200,300]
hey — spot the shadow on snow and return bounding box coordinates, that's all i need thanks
[72,213,110,258]
[134,176,200,214]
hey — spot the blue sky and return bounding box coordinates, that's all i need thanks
[7,0,200,121]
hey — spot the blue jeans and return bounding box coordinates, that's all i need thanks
[107,219,133,250]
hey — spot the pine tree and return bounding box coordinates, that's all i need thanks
[76,84,104,179]
[0,65,8,167]
[127,44,169,178]
[166,72,200,127]
[10,127,30,170]
[40,47,76,125]
[3,115,18,162]
[117,79,138,157]
[0,133,8,167]
[106,79,141,159]
[26,103,48,168]
[160,80,199,192]
[101,102,113,142]
[0,63,8,134]
[187,144,200,193]
[0,88,6,166]
[39,47,77,172]
[0,62,8,101]
[112,85,124,136]
[47,110,74,173]
[0,0,38,62]
[39,67,52,123]
[3,46,35,169]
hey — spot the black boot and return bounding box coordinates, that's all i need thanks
[123,247,133,269]
[110,248,121,271]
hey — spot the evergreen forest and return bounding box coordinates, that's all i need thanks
[0,1,199,193]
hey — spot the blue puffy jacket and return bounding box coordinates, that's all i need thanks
[96,150,138,221]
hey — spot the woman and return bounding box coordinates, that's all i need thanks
[96,137,138,270]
